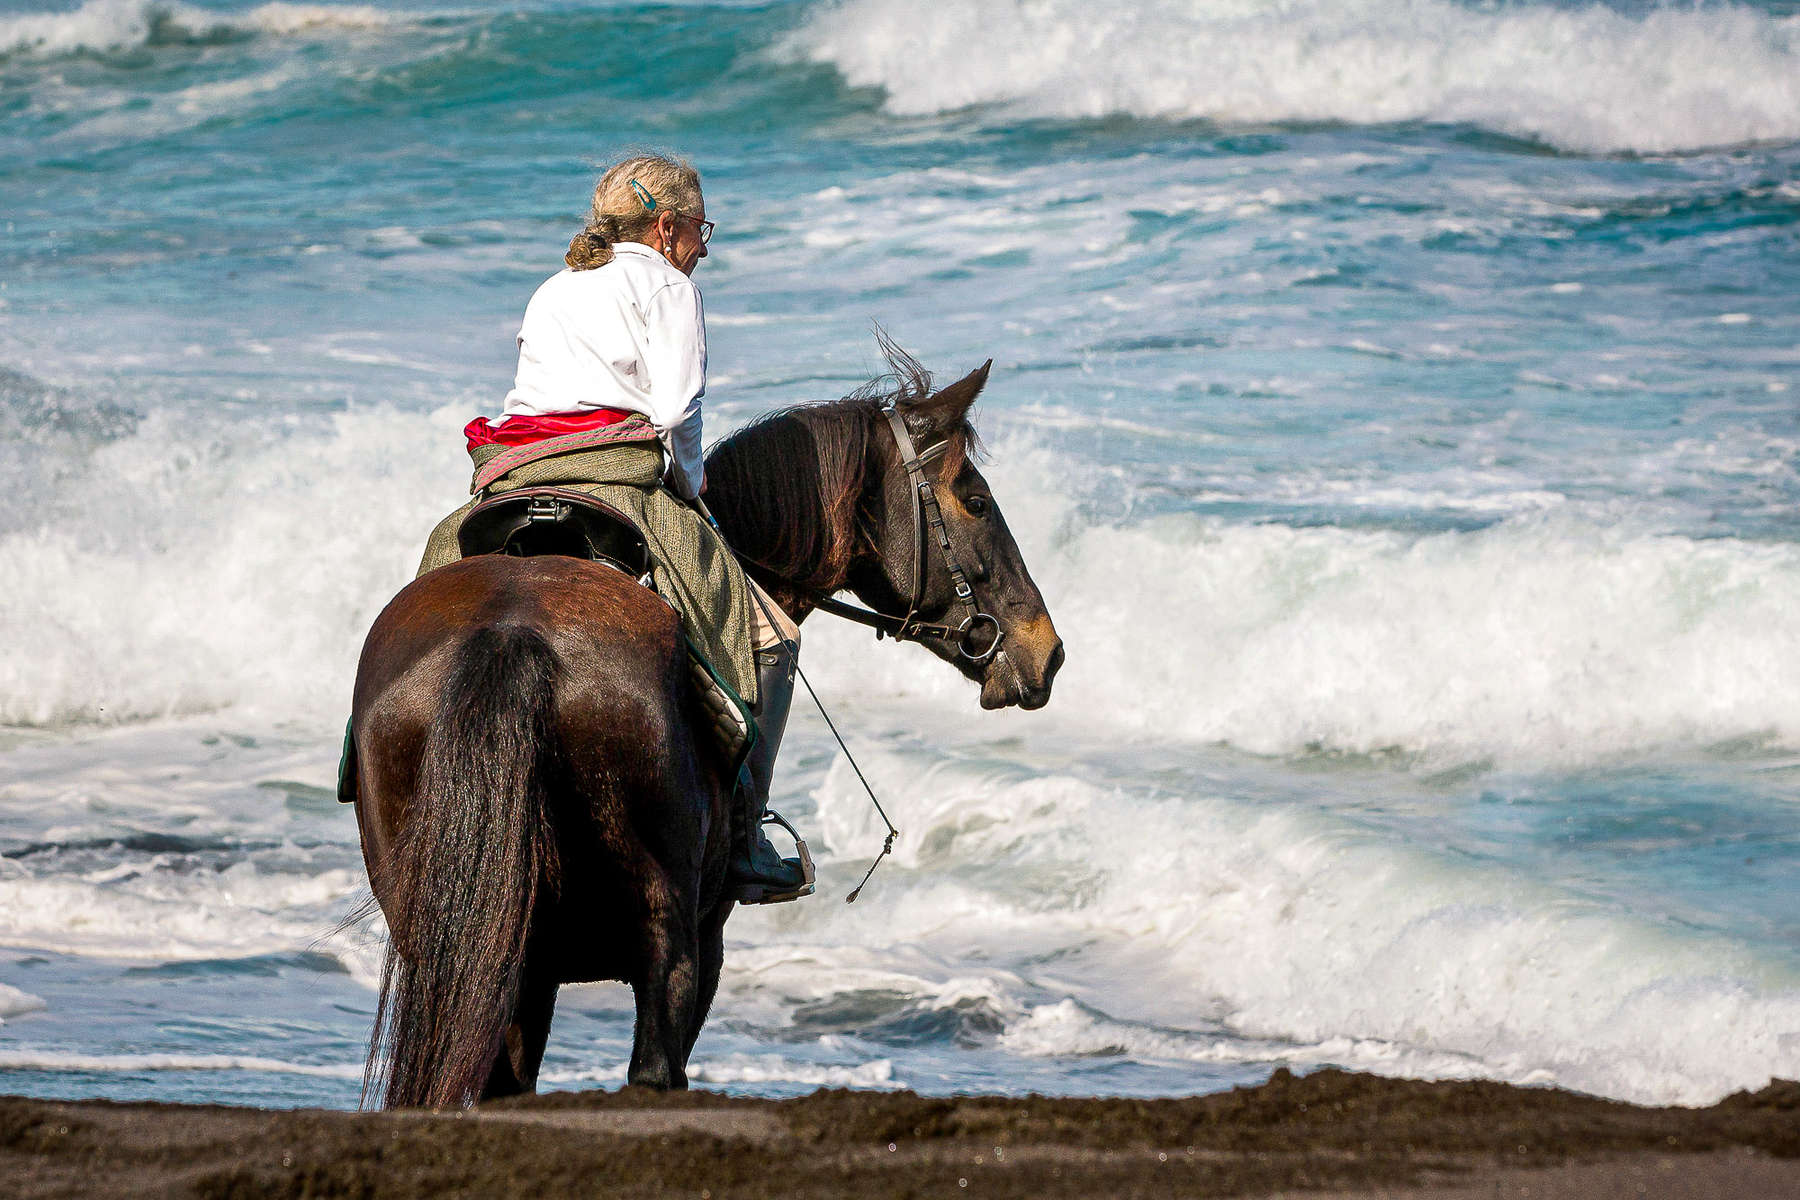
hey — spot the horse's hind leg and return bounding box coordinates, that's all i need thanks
[684,900,733,1059]
[627,878,699,1089]
[480,968,558,1101]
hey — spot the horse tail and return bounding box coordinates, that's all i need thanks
[366,624,563,1110]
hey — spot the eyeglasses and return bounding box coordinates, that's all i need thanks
[629,178,714,245]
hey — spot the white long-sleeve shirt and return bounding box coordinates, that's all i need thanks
[501,242,708,499]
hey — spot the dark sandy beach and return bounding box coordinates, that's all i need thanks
[3,1067,1795,1198]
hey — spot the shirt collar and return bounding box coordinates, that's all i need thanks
[611,241,665,262]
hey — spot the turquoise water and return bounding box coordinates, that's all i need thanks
[1,0,1798,1109]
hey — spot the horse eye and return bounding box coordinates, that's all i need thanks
[965,495,991,517]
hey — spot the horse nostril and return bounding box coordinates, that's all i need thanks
[1046,640,1066,680]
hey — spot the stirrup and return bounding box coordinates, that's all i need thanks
[734,810,816,905]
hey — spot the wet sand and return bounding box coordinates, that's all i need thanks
[3,1067,1796,1198]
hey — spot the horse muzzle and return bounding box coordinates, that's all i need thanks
[979,617,1064,711]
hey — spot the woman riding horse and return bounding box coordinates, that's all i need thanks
[416,154,809,905]
[355,156,1065,1106]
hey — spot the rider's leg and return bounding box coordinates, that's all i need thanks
[728,582,813,903]
[746,573,799,651]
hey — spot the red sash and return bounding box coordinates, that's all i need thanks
[464,407,634,451]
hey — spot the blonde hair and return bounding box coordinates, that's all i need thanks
[565,154,704,271]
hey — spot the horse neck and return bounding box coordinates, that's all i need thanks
[704,404,876,620]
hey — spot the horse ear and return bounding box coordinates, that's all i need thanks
[913,359,992,436]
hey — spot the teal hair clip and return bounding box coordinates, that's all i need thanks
[628,179,658,212]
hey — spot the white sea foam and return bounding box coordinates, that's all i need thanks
[0,861,364,962]
[1,0,188,56]
[0,1050,361,1078]
[793,439,1800,768]
[1055,513,1800,766]
[998,1000,1510,1083]
[10,410,1800,771]
[776,751,1800,1105]
[540,1055,899,1089]
[0,982,47,1022]
[789,0,1800,154]
[0,405,459,727]
[0,0,400,58]
[242,2,398,37]
[690,1055,897,1088]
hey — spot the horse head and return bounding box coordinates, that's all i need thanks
[846,356,1065,711]
[705,339,1064,711]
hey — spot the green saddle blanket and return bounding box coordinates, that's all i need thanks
[416,427,760,711]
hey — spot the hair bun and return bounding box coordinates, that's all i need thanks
[565,229,614,271]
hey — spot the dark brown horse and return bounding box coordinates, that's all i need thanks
[348,346,1064,1108]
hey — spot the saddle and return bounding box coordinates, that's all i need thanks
[457,486,651,580]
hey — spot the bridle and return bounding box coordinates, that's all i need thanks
[810,405,1004,664]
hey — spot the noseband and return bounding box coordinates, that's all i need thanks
[811,406,1004,664]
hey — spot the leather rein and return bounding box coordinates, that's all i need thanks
[808,405,1003,664]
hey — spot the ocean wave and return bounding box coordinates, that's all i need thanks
[9,408,1800,769]
[997,999,1513,1083]
[0,860,365,962]
[539,1054,900,1089]
[1055,513,1800,766]
[787,0,1800,154]
[0,404,458,727]
[792,438,1800,768]
[0,982,47,1022]
[0,0,403,59]
[0,1049,361,1077]
[796,754,1800,1104]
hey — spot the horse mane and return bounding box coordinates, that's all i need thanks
[705,332,983,594]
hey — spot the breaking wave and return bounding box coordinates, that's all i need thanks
[8,408,1800,772]
[16,0,1797,154]
[0,1050,362,1077]
[789,0,1800,153]
[791,750,1800,1105]
[797,443,1800,769]
[0,983,47,1022]
[0,0,402,59]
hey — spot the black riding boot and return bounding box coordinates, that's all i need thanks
[727,640,815,904]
